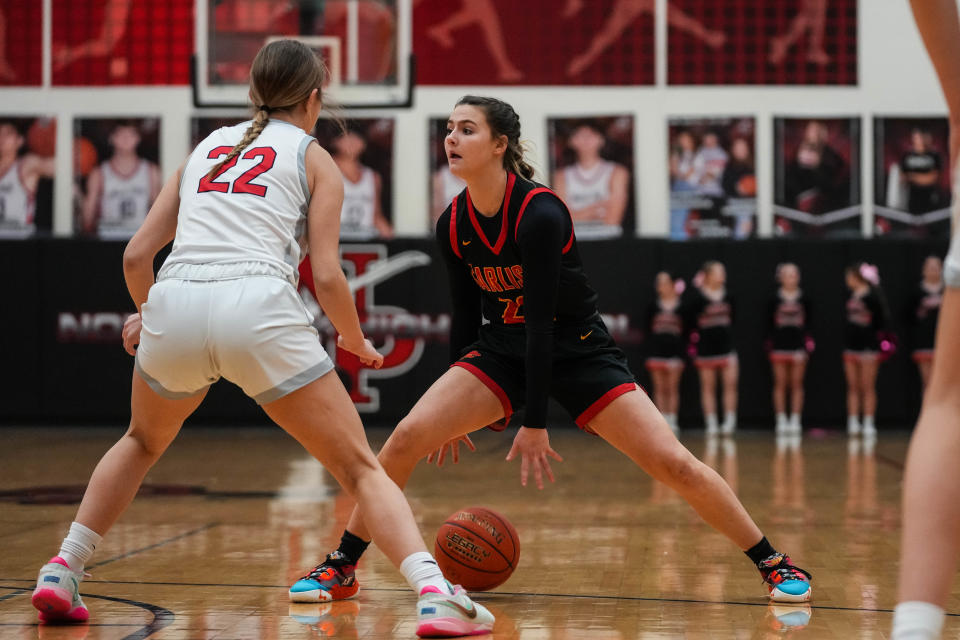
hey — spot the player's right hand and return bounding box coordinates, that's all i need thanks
[337,335,384,369]
[122,312,141,356]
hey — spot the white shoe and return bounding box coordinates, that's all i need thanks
[416,583,494,638]
[775,414,789,435]
[847,417,861,436]
[32,557,89,623]
[789,414,802,434]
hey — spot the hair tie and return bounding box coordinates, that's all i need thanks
[258,104,272,112]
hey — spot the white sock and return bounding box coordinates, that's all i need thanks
[58,522,102,572]
[776,412,787,425]
[705,413,719,433]
[722,411,736,432]
[891,601,945,639]
[863,415,876,431]
[848,415,861,433]
[400,551,448,595]
[790,413,801,429]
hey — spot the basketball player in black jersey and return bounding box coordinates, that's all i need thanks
[290,95,812,605]
[768,264,812,435]
[907,256,944,390]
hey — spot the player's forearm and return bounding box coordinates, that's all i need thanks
[312,270,365,345]
[121,254,154,312]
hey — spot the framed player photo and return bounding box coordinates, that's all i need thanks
[874,117,951,238]
[73,117,161,240]
[52,0,193,85]
[415,0,653,85]
[773,117,861,238]
[428,117,466,230]
[667,0,857,86]
[667,117,756,240]
[314,117,395,241]
[547,115,635,239]
[0,117,56,238]
[190,116,248,147]
[0,3,42,86]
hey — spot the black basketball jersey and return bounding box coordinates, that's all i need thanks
[768,289,810,351]
[440,172,598,329]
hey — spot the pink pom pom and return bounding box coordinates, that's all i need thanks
[674,279,686,295]
[860,263,880,285]
[804,336,816,353]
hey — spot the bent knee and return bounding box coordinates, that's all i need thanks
[655,451,705,489]
[379,415,433,461]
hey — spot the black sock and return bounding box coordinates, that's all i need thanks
[744,536,777,566]
[336,530,370,564]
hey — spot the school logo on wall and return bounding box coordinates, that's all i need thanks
[298,245,447,412]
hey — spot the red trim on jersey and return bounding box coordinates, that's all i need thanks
[912,349,934,363]
[449,196,462,259]
[465,172,515,255]
[562,227,575,254]
[451,361,512,419]
[513,187,552,240]
[575,382,638,432]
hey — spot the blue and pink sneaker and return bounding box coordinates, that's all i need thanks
[416,582,494,638]
[759,552,812,603]
[32,557,89,623]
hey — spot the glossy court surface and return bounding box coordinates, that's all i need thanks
[0,426,956,639]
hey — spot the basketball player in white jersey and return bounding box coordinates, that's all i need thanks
[552,121,629,239]
[81,121,161,239]
[330,128,393,240]
[894,3,960,638]
[30,40,493,638]
[0,120,54,236]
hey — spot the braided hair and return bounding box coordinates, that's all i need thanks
[207,40,330,179]
[455,95,535,180]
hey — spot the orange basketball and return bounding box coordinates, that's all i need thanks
[434,506,519,591]
[737,174,757,197]
[73,137,98,177]
[27,119,56,157]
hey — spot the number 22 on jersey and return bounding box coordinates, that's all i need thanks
[198,145,276,196]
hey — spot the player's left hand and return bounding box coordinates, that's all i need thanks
[505,426,563,489]
[426,434,476,467]
[122,312,141,356]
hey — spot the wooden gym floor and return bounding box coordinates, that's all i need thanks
[0,425,957,639]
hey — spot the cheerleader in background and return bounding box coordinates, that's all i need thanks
[645,272,685,433]
[686,261,738,435]
[908,256,944,390]
[843,263,894,437]
[768,263,812,435]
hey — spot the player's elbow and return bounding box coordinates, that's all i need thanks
[122,238,152,273]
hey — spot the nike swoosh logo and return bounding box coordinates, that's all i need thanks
[440,599,477,619]
[462,239,472,245]
[580,330,593,340]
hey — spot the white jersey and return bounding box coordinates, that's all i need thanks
[164,119,314,285]
[99,158,152,239]
[439,166,466,204]
[562,160,622,240]
[563,160,614,212]
[339,165,378,240]
[0,159,35,235]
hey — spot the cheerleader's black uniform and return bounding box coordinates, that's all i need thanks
[685,287,735,368]
[843,287,888,361]
[908,282,943,362]
[645,298,684,370]
[768,289,811,363]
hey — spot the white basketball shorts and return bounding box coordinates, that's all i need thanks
[135,262,334,403]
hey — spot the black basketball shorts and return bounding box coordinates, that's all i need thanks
[451,316,640,434]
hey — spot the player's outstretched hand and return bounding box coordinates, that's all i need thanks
[122,312,141,356]
[505,426,563,489]
[426,434,477,467]
[337,335,384,369]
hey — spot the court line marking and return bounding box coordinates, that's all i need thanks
[89,522,219,569]
[0,585,174,640]
[0,589,26,602]
[3,579,956,617]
